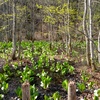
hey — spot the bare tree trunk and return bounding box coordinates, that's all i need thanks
[18,0,23,59]
[2,0,6,41]
[83,0,91,66]
[22,81,30,100]
[31,0,35,40]
[88,0,95,70]
[31,0,35,57]
[67,0,71,56]
[6,2,9,42]
[18,32,21,59]
[50,24,52,50]
[12,0,17,60]
[65,0,71,56]
[98,30,100,63]
[8,0,12,41]
[64,15,68,54]
[68,81,76,100]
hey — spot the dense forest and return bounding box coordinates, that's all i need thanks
[0,0,100,100]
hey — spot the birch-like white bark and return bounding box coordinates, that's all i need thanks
[88,0,94,68]
[98,31,100,63]
[83,0,90,65]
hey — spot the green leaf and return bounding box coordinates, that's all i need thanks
[44,95,52,100]
[15,87,22,99]
[97,89,100,97]
[94,96,99,100]
[77,83,86,92]
[30,85,39,100]
[53,91,60,100]
[62,80,68,92]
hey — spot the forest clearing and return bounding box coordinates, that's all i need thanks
[0,0,100,100]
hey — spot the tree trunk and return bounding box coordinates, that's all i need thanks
[31,0,35,57]
[22,81,30,100]
[88,0,95,70]
[68,81,76,100]
[67,0,71,56]
[12,0,17,60]
[83,0,91,66]
[98,31,100,63]
[18,0,23,59]
[65,0,70,56]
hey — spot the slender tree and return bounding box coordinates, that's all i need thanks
[12,0,17,60]
[88,0,95,70]
[31,0,35,56]
[18,0,23,59]
[98,30,100,63]
[83,0,91,66]
[67,0,71,56]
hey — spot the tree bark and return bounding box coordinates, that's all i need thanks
[12,0,17,60]
[88,0,96,70]
[67,0,71,56]
[22,81,30,100]
[98,31,100,63]
[83,0,91,66]
[68,81,76,100]
[18,0,23,59]
[31,0,35,58]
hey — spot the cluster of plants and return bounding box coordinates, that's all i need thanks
[14,58,75,99]
[0,64,11,99]
[0,41,99,100]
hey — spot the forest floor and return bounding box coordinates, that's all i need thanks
[0,56,100,100]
